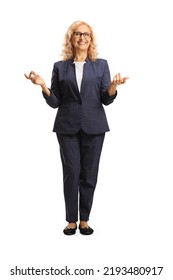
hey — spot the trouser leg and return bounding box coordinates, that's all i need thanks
[57,133,81,222]
[79,131,105,221]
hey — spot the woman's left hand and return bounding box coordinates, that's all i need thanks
[108,73,129,96]
[112,73,129,86]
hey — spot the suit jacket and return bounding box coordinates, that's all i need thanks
[43,57,117,134]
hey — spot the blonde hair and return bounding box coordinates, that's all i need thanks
[61,21,98,61]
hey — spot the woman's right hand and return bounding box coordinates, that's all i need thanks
[24,71,45,86]
[24,71,51,96]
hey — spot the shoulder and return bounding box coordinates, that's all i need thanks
[92,58,109,69]
[92,59,109,72]
[53,59,73,71]
[53,60,69,67]
[86,57,108,64]
[95,58,108,64]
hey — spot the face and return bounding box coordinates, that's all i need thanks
[72,24,91,51]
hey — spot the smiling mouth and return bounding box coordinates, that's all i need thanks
[78,41,86,45]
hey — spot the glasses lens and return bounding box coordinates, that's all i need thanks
[83,32,91,38]
[74,32,81,37]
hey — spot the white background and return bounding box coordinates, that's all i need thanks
[0,0,173,279]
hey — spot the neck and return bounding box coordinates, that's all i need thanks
[74,51,87,62]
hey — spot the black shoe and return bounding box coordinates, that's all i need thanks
[79,225,94,235]
[63,225,77,235]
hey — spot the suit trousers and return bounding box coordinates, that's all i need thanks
[57,130,105,222]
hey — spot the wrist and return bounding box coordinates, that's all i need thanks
[108,83,117,96]
[41,84,50,96]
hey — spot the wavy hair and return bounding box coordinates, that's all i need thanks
[61,21,98,61]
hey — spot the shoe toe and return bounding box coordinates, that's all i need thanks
[79,226,94,235]
[63,226,77,235]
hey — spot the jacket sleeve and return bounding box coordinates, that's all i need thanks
[42,63,61,108]
[100,60,117,105]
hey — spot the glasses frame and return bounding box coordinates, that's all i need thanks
[73,32,91,39]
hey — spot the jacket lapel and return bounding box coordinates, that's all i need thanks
[68,59,81,97]
[80,58,91,96]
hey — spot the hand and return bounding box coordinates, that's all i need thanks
[108,73,129,96]
[112,73,129,86]
[24,71,45,86]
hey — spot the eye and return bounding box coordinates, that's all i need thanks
[74,32,81,37]
[83,32,91,38]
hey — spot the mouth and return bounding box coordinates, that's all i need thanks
[77,41,86,45]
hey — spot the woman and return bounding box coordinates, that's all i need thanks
[25,20,129,235]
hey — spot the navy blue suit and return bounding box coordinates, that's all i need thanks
[43,58,117,222]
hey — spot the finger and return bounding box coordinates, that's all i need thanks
[30,70,37,76]
[119,73,124,83]
[123,77,130,83]
[113,75,118,85]
[115,74,119,83]
[30,76,38,83]
[24,71,37,80]
[32,74,42,84]
[24,73,30,79]
[28,71,37,79]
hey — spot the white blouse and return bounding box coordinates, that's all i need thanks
[73,61,86,91]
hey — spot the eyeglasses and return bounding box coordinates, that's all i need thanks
[73,32,91,39]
